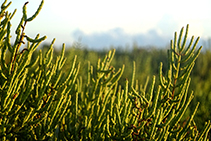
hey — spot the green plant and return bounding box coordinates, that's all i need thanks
[56,25,211,141]
[0,1,80,140]
[0,0,210,140]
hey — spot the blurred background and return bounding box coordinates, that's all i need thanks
[3,0,211,49]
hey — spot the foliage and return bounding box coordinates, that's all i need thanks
[63,40,211,135]
[0,1,80,140]
[0,0,210,140]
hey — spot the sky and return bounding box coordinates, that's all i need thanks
[2,0,211,49]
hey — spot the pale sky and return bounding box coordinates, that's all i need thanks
[3,0,211,48]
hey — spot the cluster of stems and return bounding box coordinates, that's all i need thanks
[0,0,210,140]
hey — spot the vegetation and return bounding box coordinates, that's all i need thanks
[0,0,210,140]
[59,42,211,134]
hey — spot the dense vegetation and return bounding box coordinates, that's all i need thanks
[0,0,210,140]
[41,41,211,137]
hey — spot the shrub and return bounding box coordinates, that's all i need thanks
[0,0,210,140]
